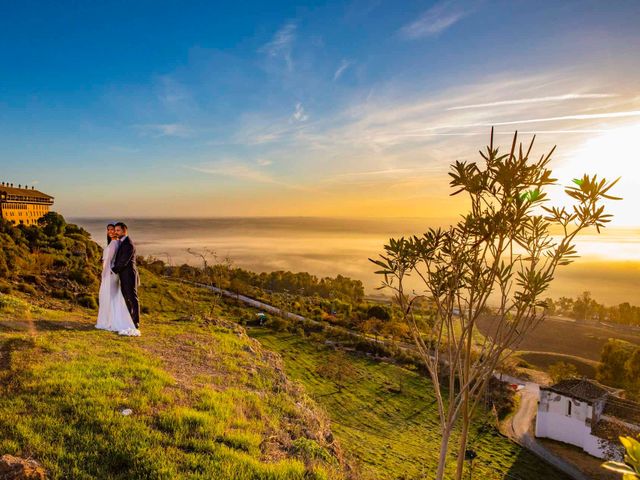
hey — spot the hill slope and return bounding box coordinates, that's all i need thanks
[250,329,571,480]
[0,275,349,479]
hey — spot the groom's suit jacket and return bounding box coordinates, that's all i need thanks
[111,236,139,286]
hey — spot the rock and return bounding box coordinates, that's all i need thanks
[0,455,47,480]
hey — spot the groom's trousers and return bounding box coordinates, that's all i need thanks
[120,276,140,328]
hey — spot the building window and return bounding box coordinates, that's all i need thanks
[566,400,572,417]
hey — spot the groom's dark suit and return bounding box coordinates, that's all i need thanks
[111,236,140,328]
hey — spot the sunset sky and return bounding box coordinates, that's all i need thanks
[1,0,639,225]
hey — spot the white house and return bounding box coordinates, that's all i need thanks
[535,378,640,460]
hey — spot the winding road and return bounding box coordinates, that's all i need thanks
[499,374,591,480]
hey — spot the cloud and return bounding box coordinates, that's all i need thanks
[334,59,353,81]
[291,102,309,122]
[447,93,618,111]
[186,161,277,184]
[409,110,640,132]
[134,123,191,138]
[400,1,472,39]
[257,158,273,166]
[260,21,297,71]
[186,159,312,192]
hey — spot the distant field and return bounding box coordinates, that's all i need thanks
[250,328,570,480]
[479,316,640,362]
[478,316,640,378]
[518,352,598,378]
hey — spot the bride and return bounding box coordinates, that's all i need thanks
[96,223,141,336]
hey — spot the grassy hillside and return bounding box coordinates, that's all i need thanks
[248,329,570,480]
[0,216,573,479]
[0,273,349,479]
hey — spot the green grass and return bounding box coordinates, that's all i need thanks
[249,328,571,480]
[0,276,346,479]
[0,269,573,479]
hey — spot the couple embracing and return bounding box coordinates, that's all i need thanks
[96,222,141,336]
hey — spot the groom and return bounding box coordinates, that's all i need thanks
[111,222,141,328]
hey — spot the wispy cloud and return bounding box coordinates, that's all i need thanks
[291,102,309,122]
[185,159,312,192]
[260,21,297,71]
[134,123,191,138]
[400,1,472,39]
[334,168,415,178]
[412,110,640,132]
[186,161,277,184]
[447,93,618,111]
[334,59,353,81]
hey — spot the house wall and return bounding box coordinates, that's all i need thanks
[536,390,610,459]
[0,202,50,226]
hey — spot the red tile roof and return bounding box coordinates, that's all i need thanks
[542,378,616,403]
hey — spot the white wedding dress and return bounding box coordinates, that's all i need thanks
[96,240,141,336]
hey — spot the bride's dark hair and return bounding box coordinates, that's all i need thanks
[106,223,116,245]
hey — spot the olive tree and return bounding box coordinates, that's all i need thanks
[370,130,620,480]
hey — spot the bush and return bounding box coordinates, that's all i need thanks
[52,289,73,300]
[0,281,12,294]
[69,268,97,287]
[77,294,98,309]
[52,257,70,269]
[291,438,333,463]
[18,283,37,296]
[267,316,290,332]
[367,304,391,321]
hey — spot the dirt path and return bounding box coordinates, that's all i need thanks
[498,374,591,480]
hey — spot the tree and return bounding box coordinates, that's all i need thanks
[548,361,578,384]
[367,304,391,321]
[360,317,383,342]
[597,339,635,388]
[370,130,620,480]
[625,349,640,397]
[557,296,574,316]
[543,297,556,315]
[573,291,595,321]
[38,211,66,237]
[316,351,358,392]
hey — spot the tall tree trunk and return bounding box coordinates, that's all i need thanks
[436,424,453,480]
[454,400,470,480]
[455,320,474,480]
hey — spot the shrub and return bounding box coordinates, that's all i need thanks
[77,294,98,309]
[18,283,37,296]
[291,438,334,463]
[52,289,73,300]
[367,304,391,321]
[69,268,97,286]
[603,435,640,478]
[267,316,290,332]
[0,281,12,294]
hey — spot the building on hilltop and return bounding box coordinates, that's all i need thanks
[0,182,54,226]
[535,378,640,460]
